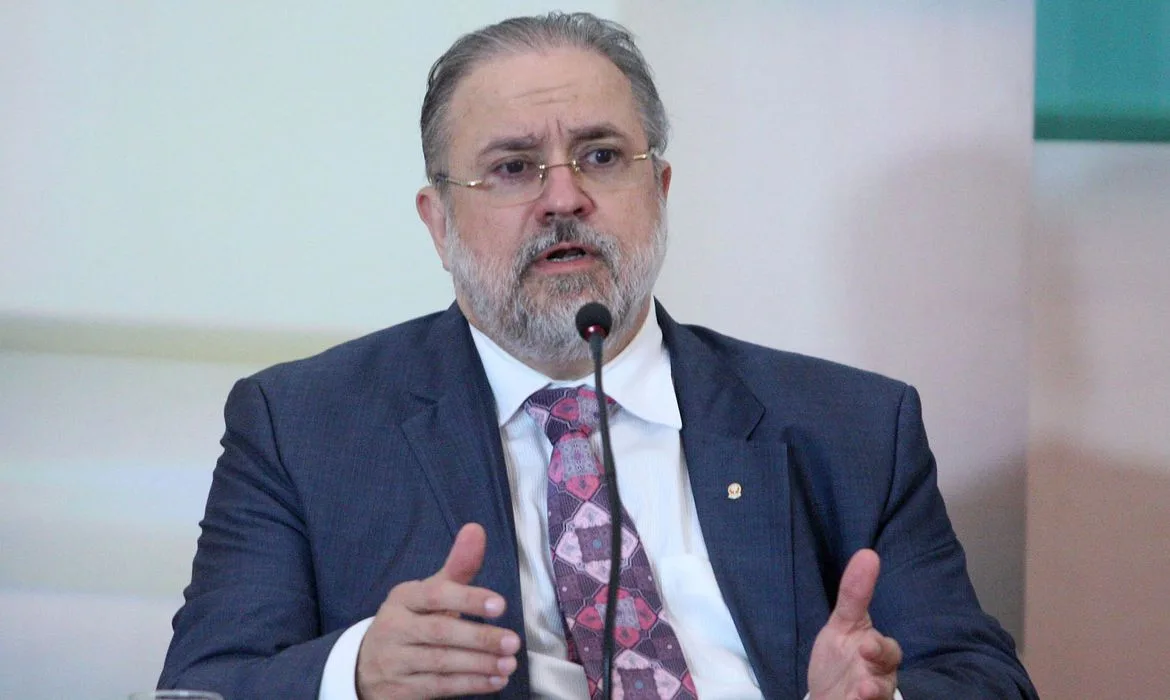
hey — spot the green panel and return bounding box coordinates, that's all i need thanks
[1035,0,1170,142]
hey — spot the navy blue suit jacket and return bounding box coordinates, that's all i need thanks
[160,303,1036,698]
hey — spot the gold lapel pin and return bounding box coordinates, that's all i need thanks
[727,482,743,500]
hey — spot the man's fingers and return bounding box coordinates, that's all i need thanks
[860,633,903,673]
[855,675,897,700]
[809,554,900,700]
[437,523,488,586]
[405,612,521,655]
[401,643,518,677]
[399,522,500,617]
[403,671,510,697]
[360,526,516,700]
[397,576,506,618]
[829,549,880,628]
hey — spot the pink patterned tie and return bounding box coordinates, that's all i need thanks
[524,385,697,700]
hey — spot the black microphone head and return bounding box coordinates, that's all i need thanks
[575,302,612,341]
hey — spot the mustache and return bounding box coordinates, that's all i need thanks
[514,219,620,276]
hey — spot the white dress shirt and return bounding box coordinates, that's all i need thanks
[465,311,762,699]
[319,309,900,699]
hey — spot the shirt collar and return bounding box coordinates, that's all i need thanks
[469,304,682,431]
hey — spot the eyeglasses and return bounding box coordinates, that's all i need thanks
[431,146,656,206]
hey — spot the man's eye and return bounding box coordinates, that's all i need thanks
[491,159,533,178]
[584,148,622,166]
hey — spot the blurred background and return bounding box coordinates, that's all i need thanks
[2,1,1167,697]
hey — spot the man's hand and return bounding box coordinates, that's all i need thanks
[356,523,521,699]
[808,549,903,700]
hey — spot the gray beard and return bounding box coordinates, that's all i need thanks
[445,211,668,371]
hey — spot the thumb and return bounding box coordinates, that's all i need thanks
[436,522,487,585]
[829,549,880,629]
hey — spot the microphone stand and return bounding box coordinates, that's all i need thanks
[587,326,622,700]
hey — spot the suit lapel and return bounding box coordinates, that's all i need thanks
[399,305,531,698]
[659,304,799,698]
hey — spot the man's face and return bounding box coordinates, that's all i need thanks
[417,46,671,369]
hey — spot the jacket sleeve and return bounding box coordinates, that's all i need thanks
[158,377,344,699]
[869,385,1037,699]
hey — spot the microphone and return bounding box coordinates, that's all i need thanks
[574,302,622,700]
[575,302,612,345]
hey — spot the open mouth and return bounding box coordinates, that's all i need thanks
[540,242,598,264]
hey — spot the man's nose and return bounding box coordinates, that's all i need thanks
[536,163,594,222]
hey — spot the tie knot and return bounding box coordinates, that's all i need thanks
[523,384,616,444]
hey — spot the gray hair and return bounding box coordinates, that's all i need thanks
[420,11,670,180]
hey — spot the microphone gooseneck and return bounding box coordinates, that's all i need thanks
[574,302,621,700]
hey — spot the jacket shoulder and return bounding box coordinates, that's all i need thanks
[246,310,447,395]
[678,321,910,404]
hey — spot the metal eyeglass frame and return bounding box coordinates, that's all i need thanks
[431,149,656,195]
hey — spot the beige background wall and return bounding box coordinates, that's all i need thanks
[637,2,1034,641]
[1026,141,1170,698]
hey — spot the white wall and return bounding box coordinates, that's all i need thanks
[0,0,616,331]
[0,2,1035,697]
[1026,142,1170,698]
[0,351,258,699]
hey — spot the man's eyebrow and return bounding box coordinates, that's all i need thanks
[475,123,633,160]
[567,123,629,143]
[476,134,542,159]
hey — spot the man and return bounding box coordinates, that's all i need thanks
[160,12,1036,700]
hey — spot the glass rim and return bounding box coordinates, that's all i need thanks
[432,149,657,206]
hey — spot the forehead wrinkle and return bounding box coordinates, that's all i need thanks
[510,81,577,105]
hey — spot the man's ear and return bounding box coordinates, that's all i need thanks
[417,186,450,270]
[658,160,672,200]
